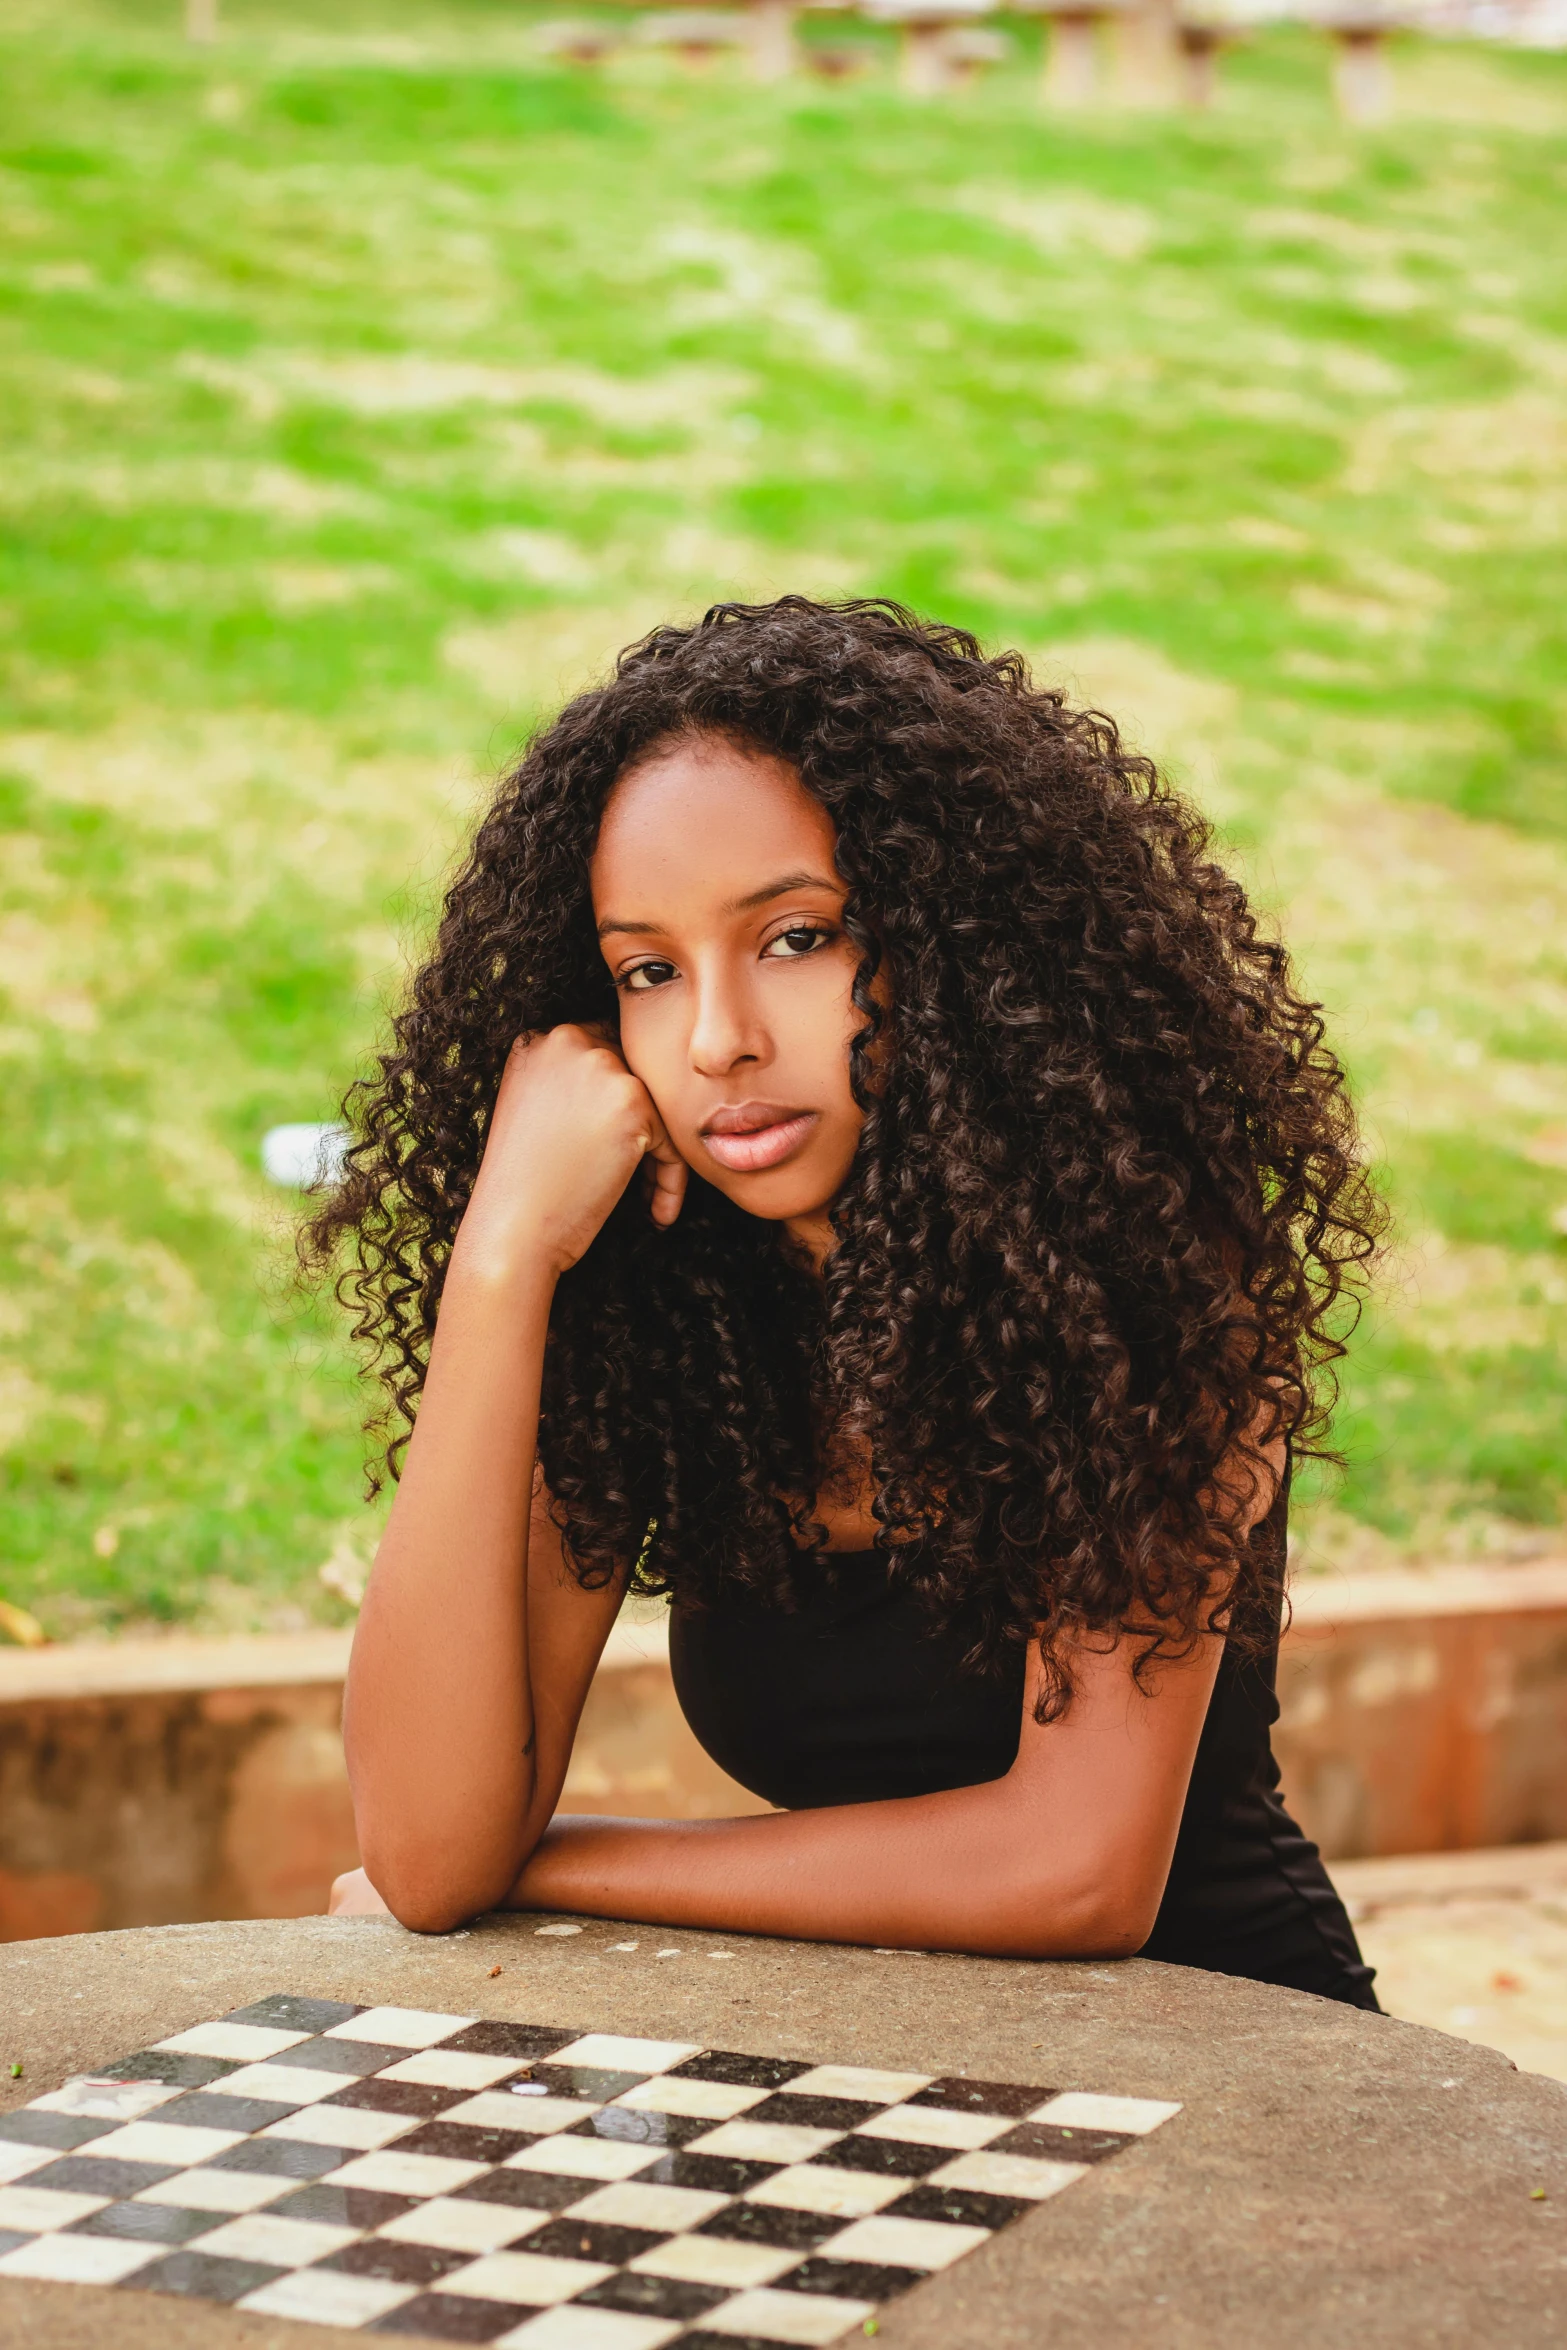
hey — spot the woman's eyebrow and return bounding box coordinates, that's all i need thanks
[596,914,661,939]
[725,870,841,915]
[596,871,840,939]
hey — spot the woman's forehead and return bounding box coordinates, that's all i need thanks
[591,738,840,912]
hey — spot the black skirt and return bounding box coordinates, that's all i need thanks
[668,1499,1378,2010]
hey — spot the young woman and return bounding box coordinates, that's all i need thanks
[313,597,1381,2007]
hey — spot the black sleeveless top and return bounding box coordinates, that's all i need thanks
[669,1492,1378,2010]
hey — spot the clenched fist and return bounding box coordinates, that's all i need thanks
[454,1024,687,1283]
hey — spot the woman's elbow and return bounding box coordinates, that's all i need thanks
[329,1865,468,1938]
[352,1858,479,1936]
[354,1825,528,1938]
[999,1860,1166,1961]
[381,1883,480,1937]
[1069,1891,1161,1958]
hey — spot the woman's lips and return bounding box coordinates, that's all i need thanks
[700,1108,818,1174]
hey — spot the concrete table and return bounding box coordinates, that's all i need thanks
[532,22,627,67]
[1312,5,1403,123]
[2,1913,1565,2347]
[859,0,999,96]
[1173,15,1240,109]
[1012,0,1142,110]
[747,0,801,79]
[629,11,754,67]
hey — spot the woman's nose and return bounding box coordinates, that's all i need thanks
[689,974,765,1076]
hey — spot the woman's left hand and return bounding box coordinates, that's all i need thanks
[328,1866,392,1918]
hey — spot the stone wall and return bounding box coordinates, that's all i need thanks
[1276,1562,1567,1857]
[2,1561,1565,1941]
[0,1634,359,1940]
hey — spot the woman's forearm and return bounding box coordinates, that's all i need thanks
[505,1618,1216,1959]
[344,1249,556,1929]
[341,1024,694,1933]
[506,1785,1165,1961]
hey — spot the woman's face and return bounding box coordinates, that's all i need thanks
[590,734,868,1244]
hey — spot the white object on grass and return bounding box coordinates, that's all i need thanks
[261,1122,349,1189]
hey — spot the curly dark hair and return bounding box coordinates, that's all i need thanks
[305,596,1383,1715]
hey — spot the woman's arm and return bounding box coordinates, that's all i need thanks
[505,1434,1288,1960]
[506,1617,1222,1959]
[341,1023,686,1933]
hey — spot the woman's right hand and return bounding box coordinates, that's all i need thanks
[454,1023,688,1282]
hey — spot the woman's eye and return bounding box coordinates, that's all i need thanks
[763,924,832,960]
[621,959,677,993]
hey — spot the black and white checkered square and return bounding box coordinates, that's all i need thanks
[0,1996,1179,2347]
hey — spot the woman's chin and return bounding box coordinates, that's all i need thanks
[711,1161,843,1227]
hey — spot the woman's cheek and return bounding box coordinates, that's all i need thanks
[621,1029,692,1153]
[796,957,864,1084]
[614,1016,663,1103]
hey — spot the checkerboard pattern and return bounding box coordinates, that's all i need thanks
[0,1996,1179,2347]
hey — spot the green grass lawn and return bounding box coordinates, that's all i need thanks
[1,0,1565,1636]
